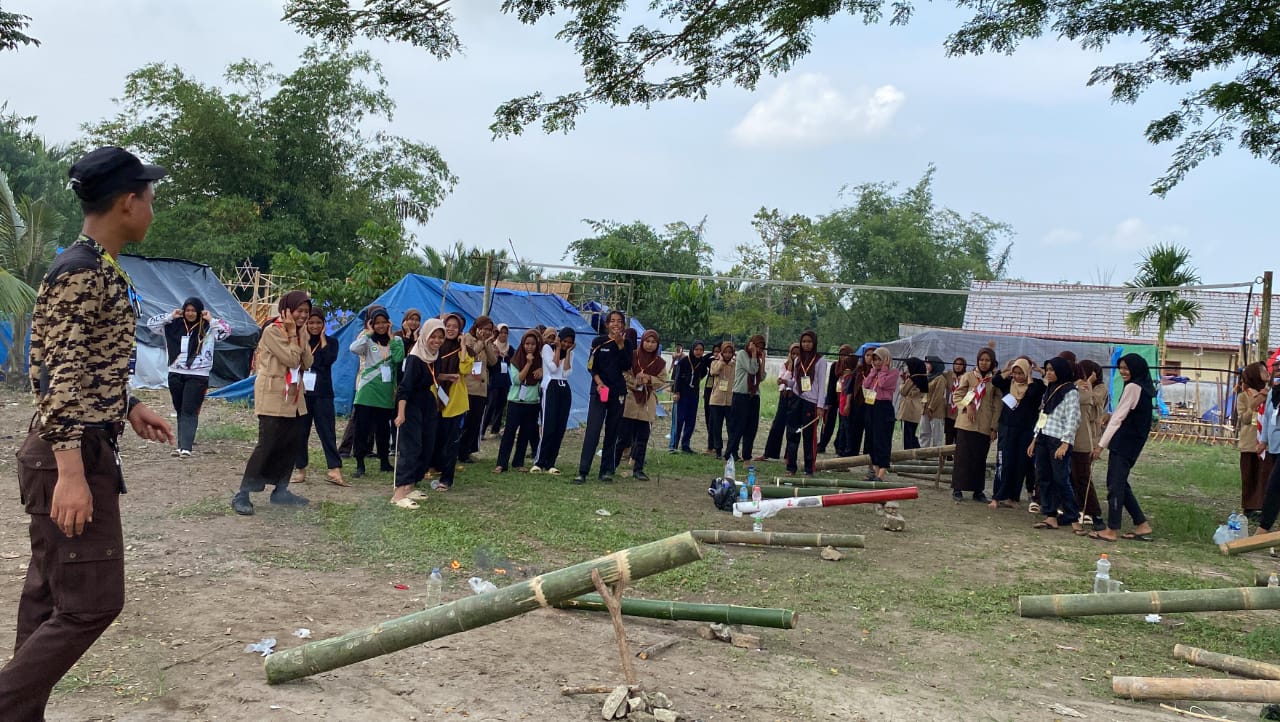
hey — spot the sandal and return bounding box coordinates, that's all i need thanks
[997,500,1017,509]
[326,472,351,487]
[1086,531,1116,542]
[390,497,420,509]
[408,490,429,501]
[1032,520,1058,530]
[1028,502,1041,514]
[1121,532,1154,542]
[1070,523,1085,535]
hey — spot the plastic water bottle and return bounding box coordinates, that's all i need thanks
[747,465,756,489]
[425,568,443,608]
[1268,572,1278,588]
[1228,511,1245,541]
[752,482,762,506]
[1093,554,1111,594]
[752,514,763,534]
[468,577,498,595]
[724,456,736,482]
[738,481,748,502]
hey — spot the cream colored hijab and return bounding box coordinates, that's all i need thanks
[410,319,446,365]
[1008,358,1032,401]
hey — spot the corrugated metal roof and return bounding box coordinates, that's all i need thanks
[962,280,1276,351]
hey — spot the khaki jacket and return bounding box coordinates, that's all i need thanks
[708,359,735,407]
[952,371,999,435]
[896,378,924,423]
[462,332,499,397]
[924,374,948,419]
[622,367,668,422]
[1073,382,1108,449]
[254,322,313,418]
[1239,390,1266,451]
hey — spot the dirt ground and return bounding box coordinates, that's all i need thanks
[0,388,1267,721]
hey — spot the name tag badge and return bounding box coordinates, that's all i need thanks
[303,370,317,392]
[836,379,844,393]
[719,380,729,392]
[436,386,450,406]
[800,376,812,393]
[962,390,976,407]
[500,361,508,373]
[1002,393,1018,409]
[1035,412,1048,432]
[472,361,483,376]
[862,388,876,404]
[380,365,392,383]
[179,335,190,355]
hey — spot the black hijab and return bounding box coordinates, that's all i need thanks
[925,355,945,381]
[165,296,206,367]
[367,306,391,346]
[905,357,929,393]
[1120,353,1156,397]
[1042,357,1076,414]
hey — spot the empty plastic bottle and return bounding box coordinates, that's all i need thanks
[747,465,756,489]
[752,513,763,534]
[1269,572,1278,588]
[724,456,736,482]
[468,577,498,595]
[1093,554,1111,594]
[1228,511,1246,541]
[425,568,443,608]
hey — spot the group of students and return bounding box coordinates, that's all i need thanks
[1235,361,1280,540]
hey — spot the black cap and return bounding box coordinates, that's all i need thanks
[68,146,167,203]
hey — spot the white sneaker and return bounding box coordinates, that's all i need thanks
[547,467,561,475]
[179,449,192,458]
[529,466,544,474]
[171,449,180,457]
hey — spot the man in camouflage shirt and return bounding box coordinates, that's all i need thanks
[0,147,174,720]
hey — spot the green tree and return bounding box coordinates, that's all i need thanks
[283,0,1280,193]
[1123,243,1203,367]
[0,7,38,52]
[0,169,44,380]
[818,166,1012,344]
[83,46,457,277]
[0,106,80,245]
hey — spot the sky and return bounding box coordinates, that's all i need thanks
[1,0,1273,290]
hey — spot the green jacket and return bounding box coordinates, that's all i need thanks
[350,333,405,409]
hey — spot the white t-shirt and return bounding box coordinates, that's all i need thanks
[541,343,570,388]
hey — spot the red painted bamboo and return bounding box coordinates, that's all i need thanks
[733,487,917,518]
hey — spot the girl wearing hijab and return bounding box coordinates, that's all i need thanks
[831,346,860,456]
[1252,369,1280,536]
[483,324,515,438]
[842,346,876,458]
[495,329,544,473]
[459,315,499,463]
[430,312,472,490]
[818,344,853,455]
[988,357,1045,509]
[231,291,314,516]
[1089,353,1157,541]
[293,310,348,487]
[762,342,801,461]
[784,330,828,476]
[398,309,422,355]
[670,340,711,454]
[531,326,576,474]
[1238,362,1269,518]
[702,342,720,452]
[861,347,899,481]
[146,296,231,457]
[349,306,405,478]
[951,347,998,502]
[391,319,446,508]
[1029,357,1082,531]
[896,357,928,450]
[616,329,667,480]
[1070,359,1107,529]
[706,341,736,459]
[946,357,967,445]
[725,334,767,462]
[920,356,948,448]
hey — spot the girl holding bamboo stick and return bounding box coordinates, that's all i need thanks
[1089,353,1156,542]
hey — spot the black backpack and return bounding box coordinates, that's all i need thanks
[707,478,738,512]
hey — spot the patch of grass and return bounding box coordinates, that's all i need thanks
[198,421,256,442]
[171,494,234,518]
[244,542,352,571]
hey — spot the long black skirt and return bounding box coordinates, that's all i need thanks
[951,428,991,493]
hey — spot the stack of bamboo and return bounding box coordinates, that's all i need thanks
[1115,645,1280,703]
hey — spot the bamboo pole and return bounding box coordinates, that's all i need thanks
[1221,529,1280,555]
[1252,572,1280,587]
[758,486,868,498]
[813,445,955,471]
[1018,587,1280,618]
[765,477,913,490]
[264,533,703,684]
[1113,676,1280,702]
[733,487,918,518]
[1173,644,1280,680]
[557,595,798,629]
[691,530,865,548]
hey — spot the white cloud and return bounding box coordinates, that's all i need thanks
[1103,217,1189,251]
[730,74,905,148]
[1042,228,1083,247]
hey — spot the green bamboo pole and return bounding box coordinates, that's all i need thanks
[264,532,703,684]
[1252,572,1280,587]
[691,530,865,548]
[1113,676,1280,702]
[765,477,913,490]
[813,445,955,471]
[758,485,860,498]
[1221,529,1280,556]
[1018,587,1280,618]
[1173,644,1280,680]
[557,594,798,629]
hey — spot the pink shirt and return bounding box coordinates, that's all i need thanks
[863,367,898,401]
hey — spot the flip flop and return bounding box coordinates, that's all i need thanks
[1121,532,1154,542]
[390,497,420,509]
[326,475,351,488]
[1073,528,1091,536]
[408,490,429,501]
[1032,521,1058,530]
[1086,531,1116,542]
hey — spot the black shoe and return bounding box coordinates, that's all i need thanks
[571,475,586,485]
[952,490,964,502]
[353,467,365,479]
[379,461,393,473]
[231,492,254,516]
[633,471,650,481]
[600,472,615,483]
[680,447,694,454]
[271,488,310,507]
[816,446,827,454]
[972,491,990,503]
[459,455,477,465]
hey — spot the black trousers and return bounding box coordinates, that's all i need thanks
[535,381,572,469]
[784,399,819,475]
[395,398,439,487]
[497,402,540,470]
[867,400,895,468]
[841,404,866,457]
[674,392,700,450]
[993,425,1035,502]
[616,418,653,473]
[817,404,839,452]
[1105,451,1148,531]
[241,415,310,491]
[484,385,510,434]
[168,372,209,452]
[901,420,920,450]
[724,392,761,461]
[433,414,464,486]
[951,428,992,494]
[459,394,487,458]
[1034,435,1079,523]
[0,427,125,721]
[944,417,957,445]
[762,394,791,459]
[578,387,626,478]
[702,389,714,447]
[707,404,729,456]
[352,403,393,467]
[296,395,342,470]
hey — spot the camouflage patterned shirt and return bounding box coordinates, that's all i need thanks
[28,235,136,451]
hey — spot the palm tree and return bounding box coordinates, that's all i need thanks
[0,170,46,379]
[1124,243,1203,367]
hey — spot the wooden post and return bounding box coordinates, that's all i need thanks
[264,532,702,684]
[590,568,636,686]
[558,594,799,629]
[481,251,494,316]
[812,445,955,471]
[1173,644,1280,680]
[1114,676,1280,702]
[1018,586,1280,618]
[1221,529,1280,555]
[691,530,865,548]
[1260,271,1273,364]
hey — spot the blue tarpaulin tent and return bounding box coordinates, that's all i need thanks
[214,275,599,427]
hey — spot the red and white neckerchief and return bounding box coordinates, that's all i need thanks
[971,374,990,410]
[949,375,962,414]
[275,320,303,401]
